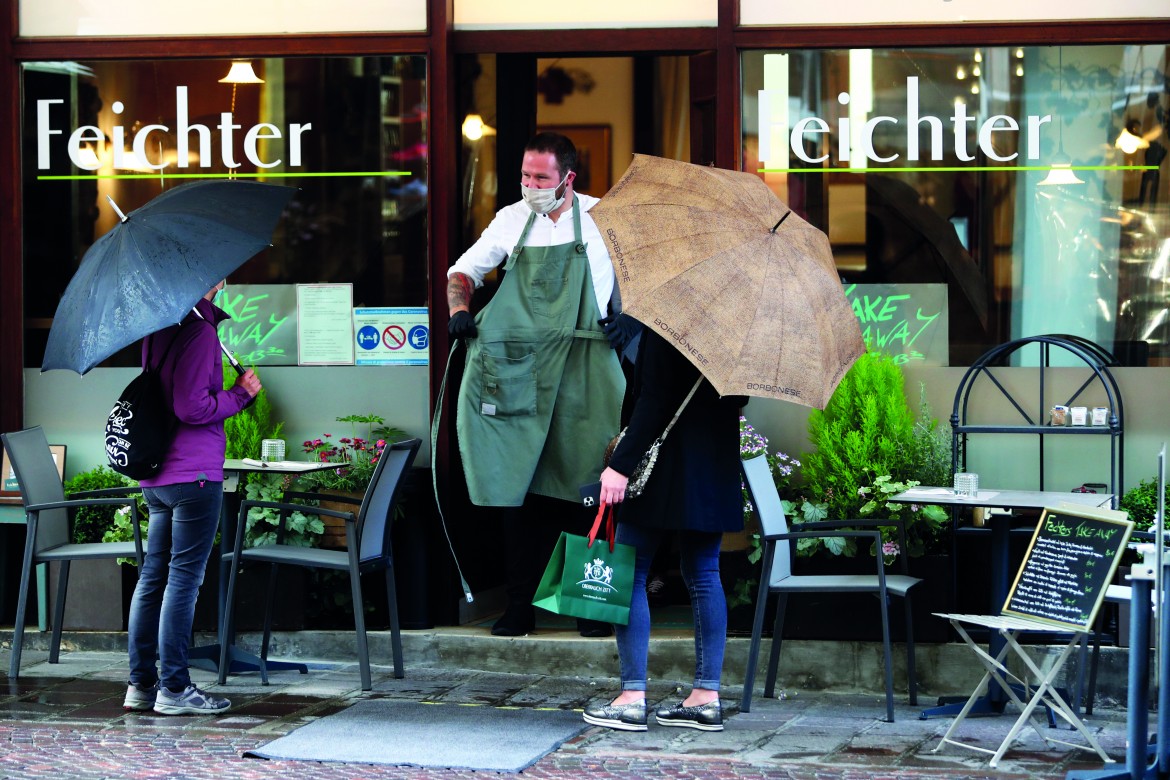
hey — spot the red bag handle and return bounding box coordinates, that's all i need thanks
[587,502,616,553]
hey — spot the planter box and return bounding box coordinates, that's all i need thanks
[195,562,307,632]
[122,559,308,634]
[49,558,125,631]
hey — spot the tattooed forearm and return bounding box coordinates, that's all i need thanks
[447,273,473,314]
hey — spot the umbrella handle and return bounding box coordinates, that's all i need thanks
[220,343,247,377]
[221,343,256,409]
[190,307,254,409]
[189,306,245,375]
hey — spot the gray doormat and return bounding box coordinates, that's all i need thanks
[245,699,586,772]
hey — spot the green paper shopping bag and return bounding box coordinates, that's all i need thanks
[532,502,634,625]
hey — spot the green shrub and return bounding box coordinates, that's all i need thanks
[64,466,136,544]
[802,351,916,521]
[1120,478,1168,532]
[223,367,283,460]
[902,383,955,488]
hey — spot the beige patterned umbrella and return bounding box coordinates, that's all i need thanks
[592,154,864,409]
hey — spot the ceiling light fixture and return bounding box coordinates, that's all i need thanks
[218,61,264,178]
[1116,124,1152,154]
[1039,47,1084,187]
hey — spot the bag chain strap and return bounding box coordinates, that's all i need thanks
[658,377,704,443]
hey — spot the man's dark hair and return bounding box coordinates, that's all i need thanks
[525,132,578,179]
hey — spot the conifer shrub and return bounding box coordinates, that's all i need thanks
[801,351,916,523]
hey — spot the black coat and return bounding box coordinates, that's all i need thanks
[609,329,746,533]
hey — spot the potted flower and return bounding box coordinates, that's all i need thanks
[857,475,949,561]
[297,414,408,548]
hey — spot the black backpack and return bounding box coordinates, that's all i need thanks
[104,327,183,479]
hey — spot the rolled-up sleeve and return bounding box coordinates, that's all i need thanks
[447,209,519,287]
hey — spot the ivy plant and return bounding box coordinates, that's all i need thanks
[102,504,149,566]
[243,473,324,548]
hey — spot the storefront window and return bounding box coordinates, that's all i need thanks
[23,56,428,368]
[742,46,1169,366]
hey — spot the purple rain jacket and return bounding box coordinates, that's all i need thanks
[137,296,252,487]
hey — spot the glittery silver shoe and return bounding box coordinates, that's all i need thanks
[655,699,723,731]
[583,698,648,731]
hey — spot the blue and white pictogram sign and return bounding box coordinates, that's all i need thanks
[352,308,429,365]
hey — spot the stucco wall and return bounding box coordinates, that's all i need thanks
[25,366,432,480]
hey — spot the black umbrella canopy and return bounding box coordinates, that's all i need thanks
[42,180,297,375]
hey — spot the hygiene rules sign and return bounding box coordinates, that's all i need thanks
[353,307,429,366]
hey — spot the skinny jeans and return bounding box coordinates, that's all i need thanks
[127,481,221,691]
[614,523,726,691]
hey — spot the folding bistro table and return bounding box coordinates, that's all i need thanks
[890,486,1114,718]
[929,504,1131,768]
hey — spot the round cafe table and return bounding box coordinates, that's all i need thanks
[187,458,338,678]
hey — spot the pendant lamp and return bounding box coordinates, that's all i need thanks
[1039,47,1084,187]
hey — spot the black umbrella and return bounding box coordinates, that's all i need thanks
[42,180,297,375]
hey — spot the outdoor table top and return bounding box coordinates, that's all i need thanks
[890,487,1114,510]
[224,458,336,474]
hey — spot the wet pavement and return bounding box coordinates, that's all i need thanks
[0,639,1133,780]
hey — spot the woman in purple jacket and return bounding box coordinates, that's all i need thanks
[122,280,260,716]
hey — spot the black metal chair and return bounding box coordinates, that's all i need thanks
[740,453,921,721]
[218,438,421,691]
[1,426,143,678]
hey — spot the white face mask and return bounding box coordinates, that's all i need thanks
[520,171,570,214]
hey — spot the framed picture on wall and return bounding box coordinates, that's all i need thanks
[537,124,612,197]
[1,444,66,497]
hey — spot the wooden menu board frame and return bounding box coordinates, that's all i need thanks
[1002,504,1133,632]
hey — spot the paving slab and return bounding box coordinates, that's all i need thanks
[0,635,1136,780]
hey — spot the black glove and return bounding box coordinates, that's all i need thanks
[448,310,478,340]
[599,313,641,353]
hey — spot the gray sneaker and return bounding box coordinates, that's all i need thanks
[153,685,231,716]
[582,698,648,731]
[123,682,158,712]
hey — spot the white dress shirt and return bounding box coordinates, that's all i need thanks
[447,194,614,318]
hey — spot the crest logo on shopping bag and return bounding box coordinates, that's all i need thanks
[579,557,618,594]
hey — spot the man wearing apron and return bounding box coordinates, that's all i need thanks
[447,133,626,636]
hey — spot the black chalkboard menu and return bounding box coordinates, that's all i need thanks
[1002,505,1134,631]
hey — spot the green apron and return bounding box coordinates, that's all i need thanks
[456,197,625,507]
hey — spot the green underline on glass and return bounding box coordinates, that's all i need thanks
[36,171,413,181]
[758,165,1158,174]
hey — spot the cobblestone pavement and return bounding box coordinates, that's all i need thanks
[0,648,1131,779]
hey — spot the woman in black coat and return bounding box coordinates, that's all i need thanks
[582,327,746,733]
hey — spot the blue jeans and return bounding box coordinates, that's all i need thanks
[614,523,726,692]
[128,481,221,691]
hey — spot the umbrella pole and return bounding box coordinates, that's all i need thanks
[191,307,247,377]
